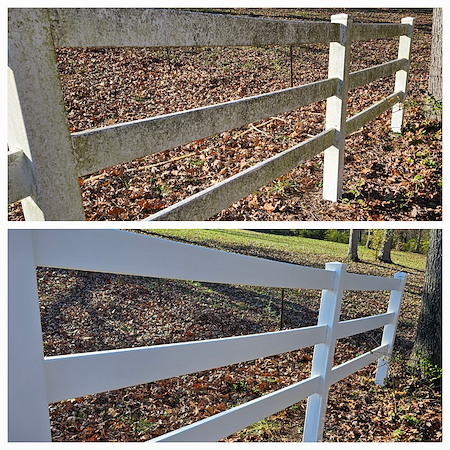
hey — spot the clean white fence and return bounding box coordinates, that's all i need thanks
[8,230,406,442]
[8,9,414,220]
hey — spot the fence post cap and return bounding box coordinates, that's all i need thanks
[394,271,407,279]
[325,261,348,271]
[330,13,350,21]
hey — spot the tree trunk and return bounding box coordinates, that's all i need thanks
[414,229,423,253]
[347,229,361,261]
[365,230,372,249]
[377,230,394,263]
[410,229,442,370]
[425,8,442,122]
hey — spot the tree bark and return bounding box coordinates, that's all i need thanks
[425,8,442,122]
[377,230,394,263]
[365,230,372,249]
[414,229,423,253]
[347,229,361,261]
[410,229,442,369]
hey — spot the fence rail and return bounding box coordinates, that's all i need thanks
[44,324,328,403]
[48,8,342,48]
[71,78,338,177]
[8,9,413,220]
[9,230,406,442]
[146,129,335,221]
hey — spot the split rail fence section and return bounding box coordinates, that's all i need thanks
[9,230,406,441]
[8,9,414,220]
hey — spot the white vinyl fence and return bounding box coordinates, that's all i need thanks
[8,9,413,220]
[9,230,406,442]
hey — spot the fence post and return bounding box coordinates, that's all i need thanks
[8,230,52,441]
[322,14,352,202]
[391,17,414,133]
[8,9,85,220]
[303,262,347,442]
[375,272,407,386]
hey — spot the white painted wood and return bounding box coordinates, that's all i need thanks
[336,312,395,340]
[352,22,410,41]
[7,149,33,203]
[343,270,403,291]
[44,325,327,403]
[348,58,408,90]
[8,9,85,220]
[32,230,335,290]
[375,272,407,385]
[151,375,321,442]
[303,262,347,442]
[49,8,340,48]
[72,79,338,176]
[145,129,335,221]
[8,230,51,441]
[346,91,402,135]
[391,18,414,133]
[330,344,389,386]
[322,14,352,202]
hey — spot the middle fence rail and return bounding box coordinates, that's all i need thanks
[8,9,414,220]
[9,230,407,442]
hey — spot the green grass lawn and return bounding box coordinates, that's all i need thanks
[143,229,426,272]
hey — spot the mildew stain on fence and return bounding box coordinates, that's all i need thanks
[71,79,338,177]
[48,8,342,48]
[8,9,413,220]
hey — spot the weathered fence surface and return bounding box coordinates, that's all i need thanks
[9,230,406,441]
[8,9,413,220]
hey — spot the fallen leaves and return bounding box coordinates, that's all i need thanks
[263,202,277,213]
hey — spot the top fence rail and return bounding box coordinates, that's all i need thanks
[48,9,342,47]
[30,229,404,292]
[48,9,411,48]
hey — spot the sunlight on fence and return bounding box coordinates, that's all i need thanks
[8,230,406,441]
